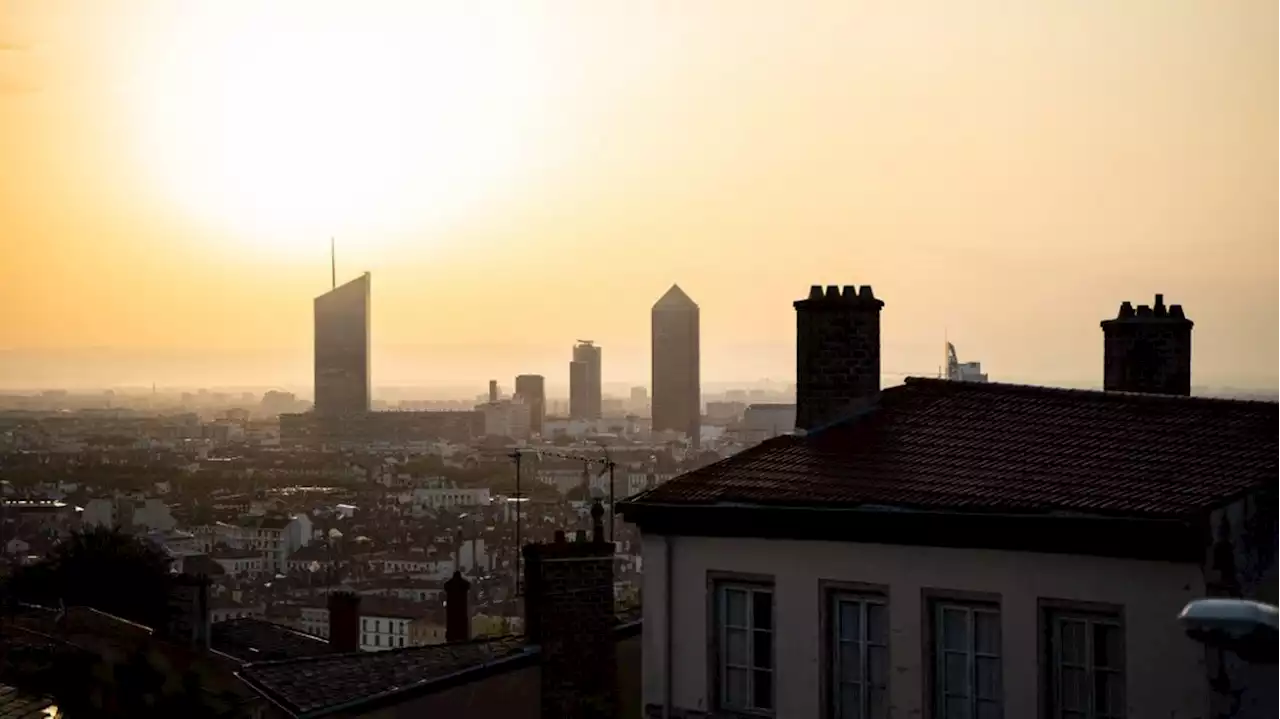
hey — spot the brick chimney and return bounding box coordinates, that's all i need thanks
[444,570,471,643]
[327,591,361,653]
[1100,293,1193,396]
[794,284,885,431]
[522,501,616,719]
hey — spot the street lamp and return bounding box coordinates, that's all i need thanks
[1178,598,1278,665]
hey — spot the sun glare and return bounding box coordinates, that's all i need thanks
[130,6,545,255]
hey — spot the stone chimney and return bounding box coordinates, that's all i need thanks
[444,570,471,643]
[327,591,361,653]
[522,504,617,719]
[1100,293,1193,396]
[794,284,885,431]
[164,573,211,650]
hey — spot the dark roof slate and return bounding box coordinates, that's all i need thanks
[238,636,531,717]
[625,378,1277,518]
[0,684,56,719]
[211,618,339,664]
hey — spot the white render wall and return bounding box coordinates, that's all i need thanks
[641,534,1208,719]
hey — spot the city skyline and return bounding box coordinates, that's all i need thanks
[0,0,1274,391]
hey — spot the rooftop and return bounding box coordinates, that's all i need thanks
[238,635,532,718]
[211,618,340,664]
[622,378,1277,519]
[0,683,58,719]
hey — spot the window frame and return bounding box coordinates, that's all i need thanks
[921,588,1004,719]
[819,580,891,719]
[706,570,776,717]
[1037,599,1126,719]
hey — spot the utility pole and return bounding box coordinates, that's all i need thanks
[509,450,522,596]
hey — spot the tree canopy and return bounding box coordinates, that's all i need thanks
[6,526,176,629]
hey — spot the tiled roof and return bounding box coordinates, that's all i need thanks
[0,683,57,719]
[211,618,339,664]
[625,378,1277,518]
[238,636,532,717]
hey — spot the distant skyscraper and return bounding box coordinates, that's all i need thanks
[514,374,546,436]
[569,341,602,420]
[314,272,371,416]
[651,284,700,447]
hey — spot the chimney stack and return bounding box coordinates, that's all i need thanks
[1100,293,1193,396]
[444,570,471,643]
[523,521,617,719]
[327,591,361,653]
[794,284,885,431]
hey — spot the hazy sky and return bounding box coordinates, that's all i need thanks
[1,0,1275,389]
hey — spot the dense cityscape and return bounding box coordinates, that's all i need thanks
[1,2,1275,718]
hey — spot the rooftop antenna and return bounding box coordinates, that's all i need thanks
[330,237,336,290]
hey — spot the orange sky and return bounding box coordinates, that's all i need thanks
[0,0,1275,389]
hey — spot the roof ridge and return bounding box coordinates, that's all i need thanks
[902,376,1279,408]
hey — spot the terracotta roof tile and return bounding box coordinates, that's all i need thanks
[625,378,1277,518]
[211,618,339,664]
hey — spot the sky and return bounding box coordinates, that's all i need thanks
[0,0,1275,390]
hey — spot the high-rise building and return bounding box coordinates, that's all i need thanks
[569,341,602,420]
[651,284,701,447]
[514,374,546,436]
[314,273,371,416]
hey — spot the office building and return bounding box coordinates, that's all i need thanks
[314,273,371,416]
[569,341,602,420]
[651,284,701,446]
[514,374,546,436]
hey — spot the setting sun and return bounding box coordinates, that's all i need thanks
[127,4,546,253]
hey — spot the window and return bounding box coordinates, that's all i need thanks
[715,583,774,714]
[374,634,381,646]
[829,593,889,719]
[932,602,1002,719]
[399,636,405,647]
[362,619,368,631]
[361,633,368,645]
[1046,610,1124,719]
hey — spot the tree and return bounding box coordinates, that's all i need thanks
[7,526,176,630]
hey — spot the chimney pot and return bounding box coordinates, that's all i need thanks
[841,285,858,299]
[444,570,471,643]
[327,591,361,653]
[574,529,588,543]
[794,283,885,431]
[590,498,605,544]
[1101,294,1193,396]
[808,285,824,300]
[553,530,566,544]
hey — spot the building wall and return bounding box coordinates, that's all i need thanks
[642,534,1207,719]
[1202,489,1277,719]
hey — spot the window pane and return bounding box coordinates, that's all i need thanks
[1061,667,1087,711]
[725,589,748,627]
[944,652,970,695]
[942,608,969,651]
[1095,671,1124,717]
[976,698,1002,719]
[1093,623,1122,670]
[868,685,887,719]
[868,645,889,686]
[753,669,773,710]
[944,696,972,719]
[726,627,748,665]
[975,656,1000,700]
[725,667,750,709]
[867,603,888,645]
[752,591,773,631]
[1059,620,1086,666]
[975,612,1000,655]
[840,640,862,681]
[753,629,773,670]
[840,682,862,719]
[840,600,862,642]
